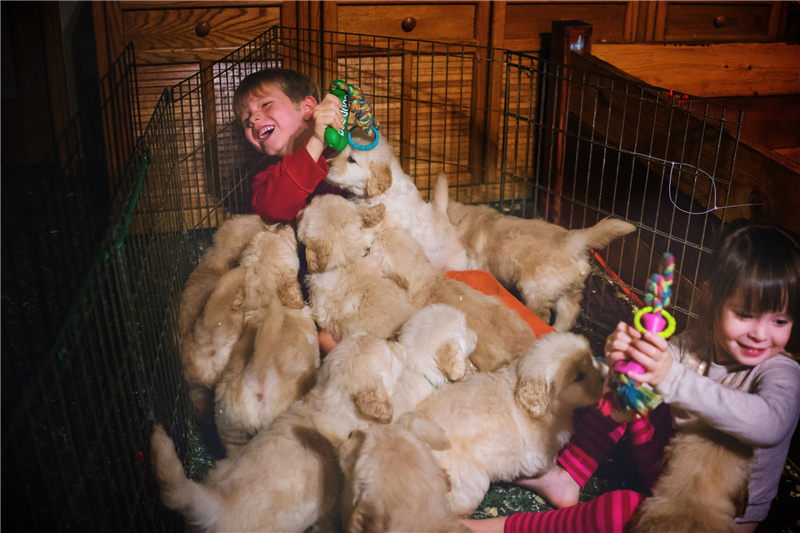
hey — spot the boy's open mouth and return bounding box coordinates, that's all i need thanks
[258,125,274,139]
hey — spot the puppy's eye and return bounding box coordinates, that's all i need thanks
[347,156,356,163]
[574,371,585,383]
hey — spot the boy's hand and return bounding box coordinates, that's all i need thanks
[312,93,346,144]
[604,321,673,387]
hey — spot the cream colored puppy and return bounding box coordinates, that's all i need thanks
[338,413,471,533]
[178,214,268,420]
[390,303,477,420]
[414,332,606,516]
[299,194,535,372]
[151,333,403,533]
[326,137,472,271]
[297,194,420,342]
[443,178,636,331]
[214,225,320,456]
[631,429,753,533]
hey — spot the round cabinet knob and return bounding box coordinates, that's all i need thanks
[196,21,211,37]
[402,17,417,32]
[713,15,727,28]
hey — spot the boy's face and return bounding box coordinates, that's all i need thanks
[239,84,316,157]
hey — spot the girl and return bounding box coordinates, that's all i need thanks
[463,219,800,533]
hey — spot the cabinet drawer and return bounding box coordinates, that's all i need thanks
[503,2,631,50]
[663,2,774,42]
[336,3,478,44]
[122,4,281,62]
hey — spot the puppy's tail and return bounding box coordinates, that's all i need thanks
[151,424,221,531]
[432,174,450,215]
[567,217,636,256]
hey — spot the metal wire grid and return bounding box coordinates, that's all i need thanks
[500,51,744,342]
[2,86,191,531]
[1,26,746,531]
[2,44,141,430]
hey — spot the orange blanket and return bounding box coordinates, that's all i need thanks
[446,270,555,339]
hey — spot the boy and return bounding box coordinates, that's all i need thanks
[233,68,346,223]
[233,69,556,357]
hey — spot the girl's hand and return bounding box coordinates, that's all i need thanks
[605,321,673,387]
[604,321,641,367]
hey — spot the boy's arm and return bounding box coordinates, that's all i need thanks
[251,146,329,223]
[251,93,345,223]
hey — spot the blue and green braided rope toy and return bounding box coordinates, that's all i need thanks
[324,80,381,151]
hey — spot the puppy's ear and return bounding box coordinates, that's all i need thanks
[435,341,468,382]
[305,241,329,273]
[366,161,392,197]
[232,285,246,310]
[361,203,385,228]
[348,497,388,533]
[397,412,450,451]
[515,376,551,419]
[277,278,305,309]
[352,386,393,424]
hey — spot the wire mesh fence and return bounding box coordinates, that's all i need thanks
[2,25,744,531]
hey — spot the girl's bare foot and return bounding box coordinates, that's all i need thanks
[514,466,580,508]
[461,516,507,533]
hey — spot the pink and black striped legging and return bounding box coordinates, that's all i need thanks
[505,403,674,533]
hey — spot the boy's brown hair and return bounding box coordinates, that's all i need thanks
[233,68,321,119]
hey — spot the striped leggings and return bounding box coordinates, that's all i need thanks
[505,403,674,533]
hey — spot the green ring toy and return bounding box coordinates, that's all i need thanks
[634,307,677,338]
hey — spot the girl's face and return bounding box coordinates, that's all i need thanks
[714,293,793,367]
[239,84,315,156]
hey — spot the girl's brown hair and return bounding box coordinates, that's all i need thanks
[704,219,800,353]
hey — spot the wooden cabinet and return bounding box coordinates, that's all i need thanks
[492,1,639,50]
[91,0,791,216]
[118,4,282,63]
[333,2,484,44]
[655,1,786,42]
[490,1,786,50]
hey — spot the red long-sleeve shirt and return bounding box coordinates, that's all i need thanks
[250,145,345,223]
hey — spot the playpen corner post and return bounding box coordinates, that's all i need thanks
[546,20,593,225]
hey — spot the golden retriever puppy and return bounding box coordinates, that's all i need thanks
[413,332,606,515]
[427,276,535,372]
[297,194,420,342]
[178,215,268,419]
[326,136,472,271]
[214,226,320,456]
[631,429,753,533]
[390,303,477,420]
[443,179,636,331]
[182,267,246,421]
[151,333,403,533]
[338,413,471,533]
[299,193,535,372]
[371,221,536,373]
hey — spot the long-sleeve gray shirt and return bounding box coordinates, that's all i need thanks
[658,328,800,522]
